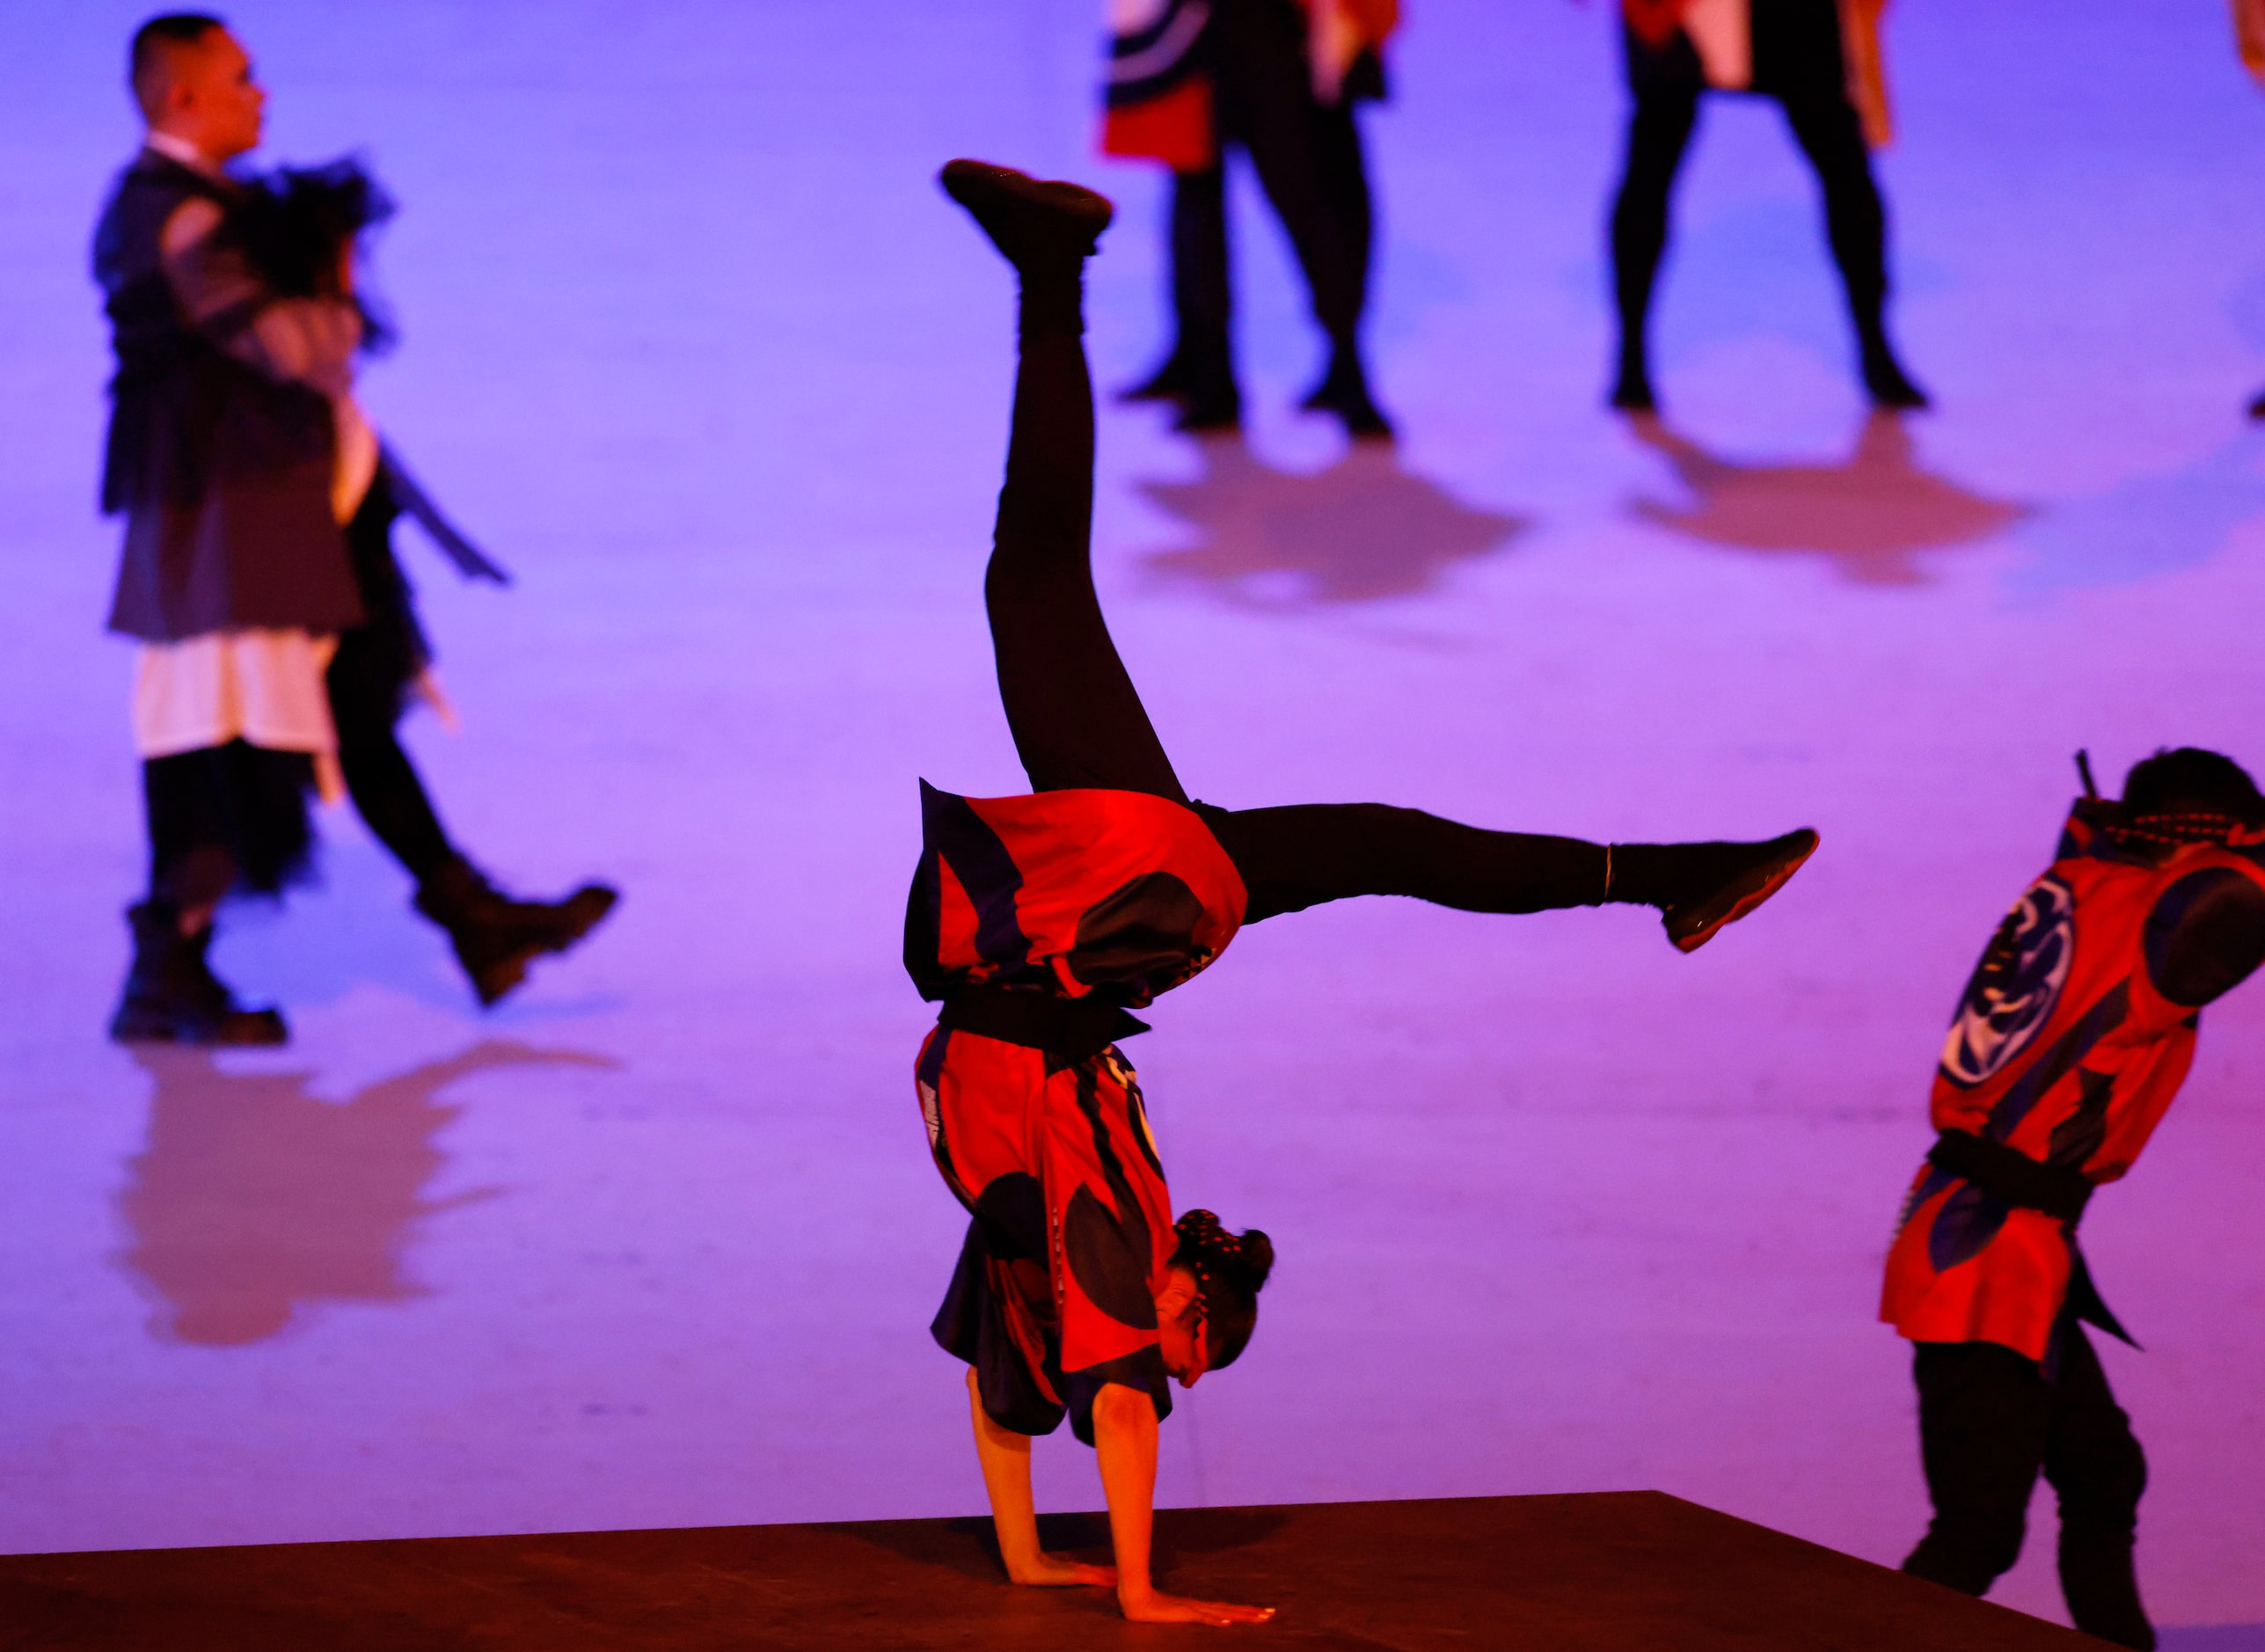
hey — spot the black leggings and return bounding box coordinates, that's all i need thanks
[985,328,1608,925]
[142,488,460,910]
[1611,84,1889,362]
[1903,1330,2154,1650]
[328,480,456,887]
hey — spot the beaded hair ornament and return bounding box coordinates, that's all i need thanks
[1172,1210,1249,1307]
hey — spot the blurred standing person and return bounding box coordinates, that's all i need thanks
[1104,0,1398,437]
[95,14,616,1045]
[1606,0,1926,412]
[1881,749,2265,1651]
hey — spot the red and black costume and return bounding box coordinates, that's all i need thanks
[913,786,1245,1439]
[1881,800,2265,1649]
[915,162,1816,1449]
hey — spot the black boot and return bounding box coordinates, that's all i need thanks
[414,856,618,1007]
[2060,1531,2155,1650]
[1302,340,1393,441]
[1859,326,1931,410]
[1610,347,1658,413]
[938,160,1113,275]
[1608,830,1821,954]
[109,901,288,1046]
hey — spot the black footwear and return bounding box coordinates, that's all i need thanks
[1121,349,1192,405]
[109,901,288,1046]
[1304,344,1394,441]
[1610,355,1657,412]
[1862,344,1931,410]
[1174,386,1243,433]
[938,159,1113,272]
[1658,830,1820,954]
[414,856,618,1007]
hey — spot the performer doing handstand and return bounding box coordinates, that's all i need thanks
[917,160,1821,1626]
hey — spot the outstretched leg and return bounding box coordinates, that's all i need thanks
[1609,84,1700,412]
[1202,801,1816,952]
[942,161,1187,803]
[328,485,617,1007]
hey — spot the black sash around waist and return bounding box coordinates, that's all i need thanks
[1927,1129,2135,1349]
[1926,1129,2094,1224]
[937,982,1150,1065]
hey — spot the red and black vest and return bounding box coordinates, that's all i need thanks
[1881,801,2265,1359]
[905,781,1246,1018]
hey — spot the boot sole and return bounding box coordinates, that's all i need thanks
[1667,830,1820,954]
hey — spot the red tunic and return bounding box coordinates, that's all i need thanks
[1881,803,2265,1361]
[909,782,1246,1441]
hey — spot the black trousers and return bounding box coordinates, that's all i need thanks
[143,479,457,910]
[1610,2,1890,367]
[986,315,1608,926]
[1903,1330,2155,1650]
[1165,0,1370,376]
[327,478,455,887]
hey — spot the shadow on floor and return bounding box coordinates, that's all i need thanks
[2160,1630,2265,1652]
[2006,433,2265,599]
[115,1040,617,1346]
[1626,411,2024,584]
[1133,433,1527,607]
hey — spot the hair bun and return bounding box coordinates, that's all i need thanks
[1173,1210,1274,1294]
[1231,1227,1275,1292]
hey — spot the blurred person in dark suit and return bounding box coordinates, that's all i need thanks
[95,14,616,1045]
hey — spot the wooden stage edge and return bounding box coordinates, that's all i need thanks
[0,1490,2108,1649]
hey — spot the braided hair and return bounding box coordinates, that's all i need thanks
[1170,1210,1275,1371]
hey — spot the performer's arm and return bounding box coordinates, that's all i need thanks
[1091,1383,1273,1625]
[158,198,361,396]
[965,1369,1115,1589]
[2149,873,2265,1007]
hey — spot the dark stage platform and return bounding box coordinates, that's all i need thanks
[0,1491,2102,1649]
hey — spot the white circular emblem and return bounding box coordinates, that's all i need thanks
[1940,874,2076,1087]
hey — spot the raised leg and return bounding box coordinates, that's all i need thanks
[942,161,1188,802]
[1609,84,1700,411]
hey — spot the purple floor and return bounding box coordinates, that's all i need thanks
[5,1,2265,1642]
